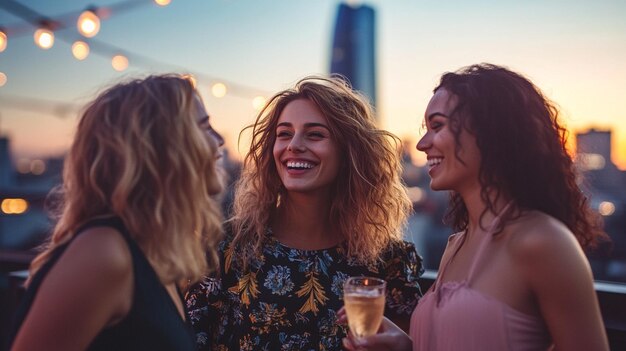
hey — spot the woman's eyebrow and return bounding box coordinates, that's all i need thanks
[276,122,330,131]
[427,112,449,121]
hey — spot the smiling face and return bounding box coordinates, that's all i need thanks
[272,98,341,195]
[416,88,481,195]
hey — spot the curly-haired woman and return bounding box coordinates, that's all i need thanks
[342,64,609,351]
[186,76,423,350]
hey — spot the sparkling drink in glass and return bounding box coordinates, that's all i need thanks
[343,276,386,339]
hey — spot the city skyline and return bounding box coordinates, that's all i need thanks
[1,0,625,169]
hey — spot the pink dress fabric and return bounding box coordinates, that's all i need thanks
[410,205,552,351]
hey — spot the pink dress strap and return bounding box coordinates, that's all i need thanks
[433,201,514,304]
[465,201,514,283]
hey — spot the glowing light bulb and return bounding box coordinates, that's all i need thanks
[252,96,267,110]
[211,83,227,98]
[0,72,6,87]
[154,0,172,6]
[17,159,30,174]
[598,201,615,216]
[112,55,129,71]
[30,160,46,175]
[1,198,29,214]
[34,28,54,49]
[77,10,100,38]
[72,41,90,60]
[0,30,7,52]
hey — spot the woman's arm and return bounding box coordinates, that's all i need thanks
[515,218,609,351]
[11,227,133,351]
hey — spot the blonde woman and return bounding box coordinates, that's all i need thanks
[186,76,423,350]
[7,75,224,351]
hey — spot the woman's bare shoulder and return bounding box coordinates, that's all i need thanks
[67,226,133,274]
[506,210,586,271]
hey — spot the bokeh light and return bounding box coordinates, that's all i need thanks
[211,83,227,98]
[406,186,424,203]
[0,72,6,87]
[72,41,90,60]
[34,28,54,49]
[30,159,46,175]
[599,201,616,216]
[112,54,129,71]
[0,30,7,52]
[1,198,29,215]
[154,0,172,6]
[17,159,31,174]
[77,10,100,38]
[252,96,267,111]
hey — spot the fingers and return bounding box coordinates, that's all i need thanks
[336,306,347,325]
[342,337,357,351]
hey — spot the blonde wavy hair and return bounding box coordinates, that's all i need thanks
[28,74,223,286]
[231,75,411,267]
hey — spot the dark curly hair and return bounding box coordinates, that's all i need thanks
[437,63,606,249]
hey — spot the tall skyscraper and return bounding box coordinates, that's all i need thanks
[330,2,377,109]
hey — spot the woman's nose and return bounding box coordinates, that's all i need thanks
[211,129,224,147]
[416,133,431,152]
[287,136,306,152]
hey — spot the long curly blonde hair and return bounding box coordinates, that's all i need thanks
[231,75,411,267]
[28,74,223,285]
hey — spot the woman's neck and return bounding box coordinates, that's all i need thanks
[270,192,341,250]
[461,186,512,237]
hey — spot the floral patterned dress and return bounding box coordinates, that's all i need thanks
[186,232,423,351]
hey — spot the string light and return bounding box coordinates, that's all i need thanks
[71,41,90,60]
[598,201,615,216]
[1,3,269,105]
[34,27,54,49]
[17,159,31,174]
[154,0,172,6]
[30,160,46,175]
[0,29,7,52]
[77,10,101,38]
[211,83,227,98]
[252,96,267,110]
[1,198,29,215]
[112,54,129,71]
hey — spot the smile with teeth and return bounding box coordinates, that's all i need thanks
[427,157,443,167]
[286,161,315,169]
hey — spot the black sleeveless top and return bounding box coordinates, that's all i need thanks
[5,217,196,351]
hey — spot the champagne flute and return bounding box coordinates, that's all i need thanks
[343,276,386,339]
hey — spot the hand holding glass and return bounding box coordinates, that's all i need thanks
[343,276,386,339]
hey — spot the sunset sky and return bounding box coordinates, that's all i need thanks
[1,0,625,168]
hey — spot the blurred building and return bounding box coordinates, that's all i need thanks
[0,136,58,251]
[330,2,377,108]
[576,128,626,282]
[576,128,625,195]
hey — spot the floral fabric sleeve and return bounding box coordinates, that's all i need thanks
[185,275,222,351]
[382,241,424,319]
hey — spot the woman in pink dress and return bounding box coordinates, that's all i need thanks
[341,64,609,350]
